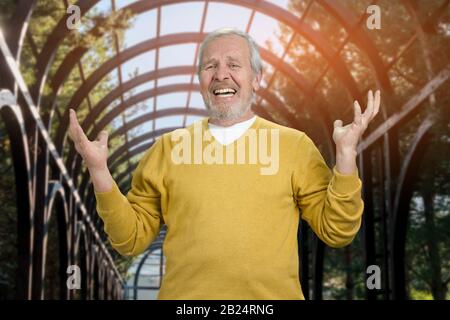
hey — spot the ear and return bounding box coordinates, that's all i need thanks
[252,69,262,92]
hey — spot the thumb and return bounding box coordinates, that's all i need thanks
[334,119,343,129]
[97,130,108,148]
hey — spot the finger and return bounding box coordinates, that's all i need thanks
[68,109,79,142]
[363,90,374,123]
[334,119,343,129]
[372,90,381,120]
[69,109,88,144]
[354,101,362,126]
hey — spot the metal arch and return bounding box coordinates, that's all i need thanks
[132,226,167,300]
[3,0,37,60]
[390,117,435,300]
[99,260,108,299]
[34,181,70,300]
[109,127,180,171]
[316,0,392,92]
[80,66,196,133]
[0,90,34,299]
[109,108,208,140]
[132,248,156,300]
[121,0,361,98]
[2,0,37,95]
[357,65,450,153]
[31,0,99,107]
[73,224,90,300]
[89,244,100,300]
[0,31,124,286]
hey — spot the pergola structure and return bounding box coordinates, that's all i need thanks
[0,0,448,300]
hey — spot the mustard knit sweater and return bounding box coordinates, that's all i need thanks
[94,116,363,299]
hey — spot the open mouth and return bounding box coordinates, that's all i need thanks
[212,88,237,98]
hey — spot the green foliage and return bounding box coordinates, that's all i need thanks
[275,0,450,300]
[0,0,136,299]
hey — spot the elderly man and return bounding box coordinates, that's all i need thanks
[68,28,380,299]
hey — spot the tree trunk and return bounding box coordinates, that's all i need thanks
[344,246,354,300]
[423,191,445,299]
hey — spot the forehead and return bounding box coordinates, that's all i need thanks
[202,35,250,62]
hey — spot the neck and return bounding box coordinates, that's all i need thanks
[208,110,255,127]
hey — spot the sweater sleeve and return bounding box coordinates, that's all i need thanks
[293,133,364,248]
[94,137,165,256]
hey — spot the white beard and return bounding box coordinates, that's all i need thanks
[204,92,255,121]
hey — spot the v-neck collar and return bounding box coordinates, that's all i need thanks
[202,115,261,146]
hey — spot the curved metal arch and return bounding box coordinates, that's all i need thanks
[316,0,392,92]
[390,117,435,300]
[89,243,101,299]
[109,108,208,140]
[109,126,180,171]
[122,0,362,97]
[36,181,70,300]
[0,90,34,299]
[4,0,37,59]
[132,226,167,300]
[31,0,98,107]
[73,223,89,300]
[98,260,108,299]
[80,66,195,132]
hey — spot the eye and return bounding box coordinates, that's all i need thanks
[230,64,240,69]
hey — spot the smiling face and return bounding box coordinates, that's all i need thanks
[199,35,261,125]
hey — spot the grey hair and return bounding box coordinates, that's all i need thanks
[197,28,262,76]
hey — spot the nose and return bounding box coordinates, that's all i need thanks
[213,64,230,81]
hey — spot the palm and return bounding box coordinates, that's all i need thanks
[332,90,381,150]
[68,109,109,170]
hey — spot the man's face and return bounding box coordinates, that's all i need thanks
[199,35,261,121]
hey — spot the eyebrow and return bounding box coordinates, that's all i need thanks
[202,56,243,66]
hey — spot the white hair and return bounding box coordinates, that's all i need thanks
[197,28,262,76]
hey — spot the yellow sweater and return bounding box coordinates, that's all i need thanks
[94,116,363,299]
